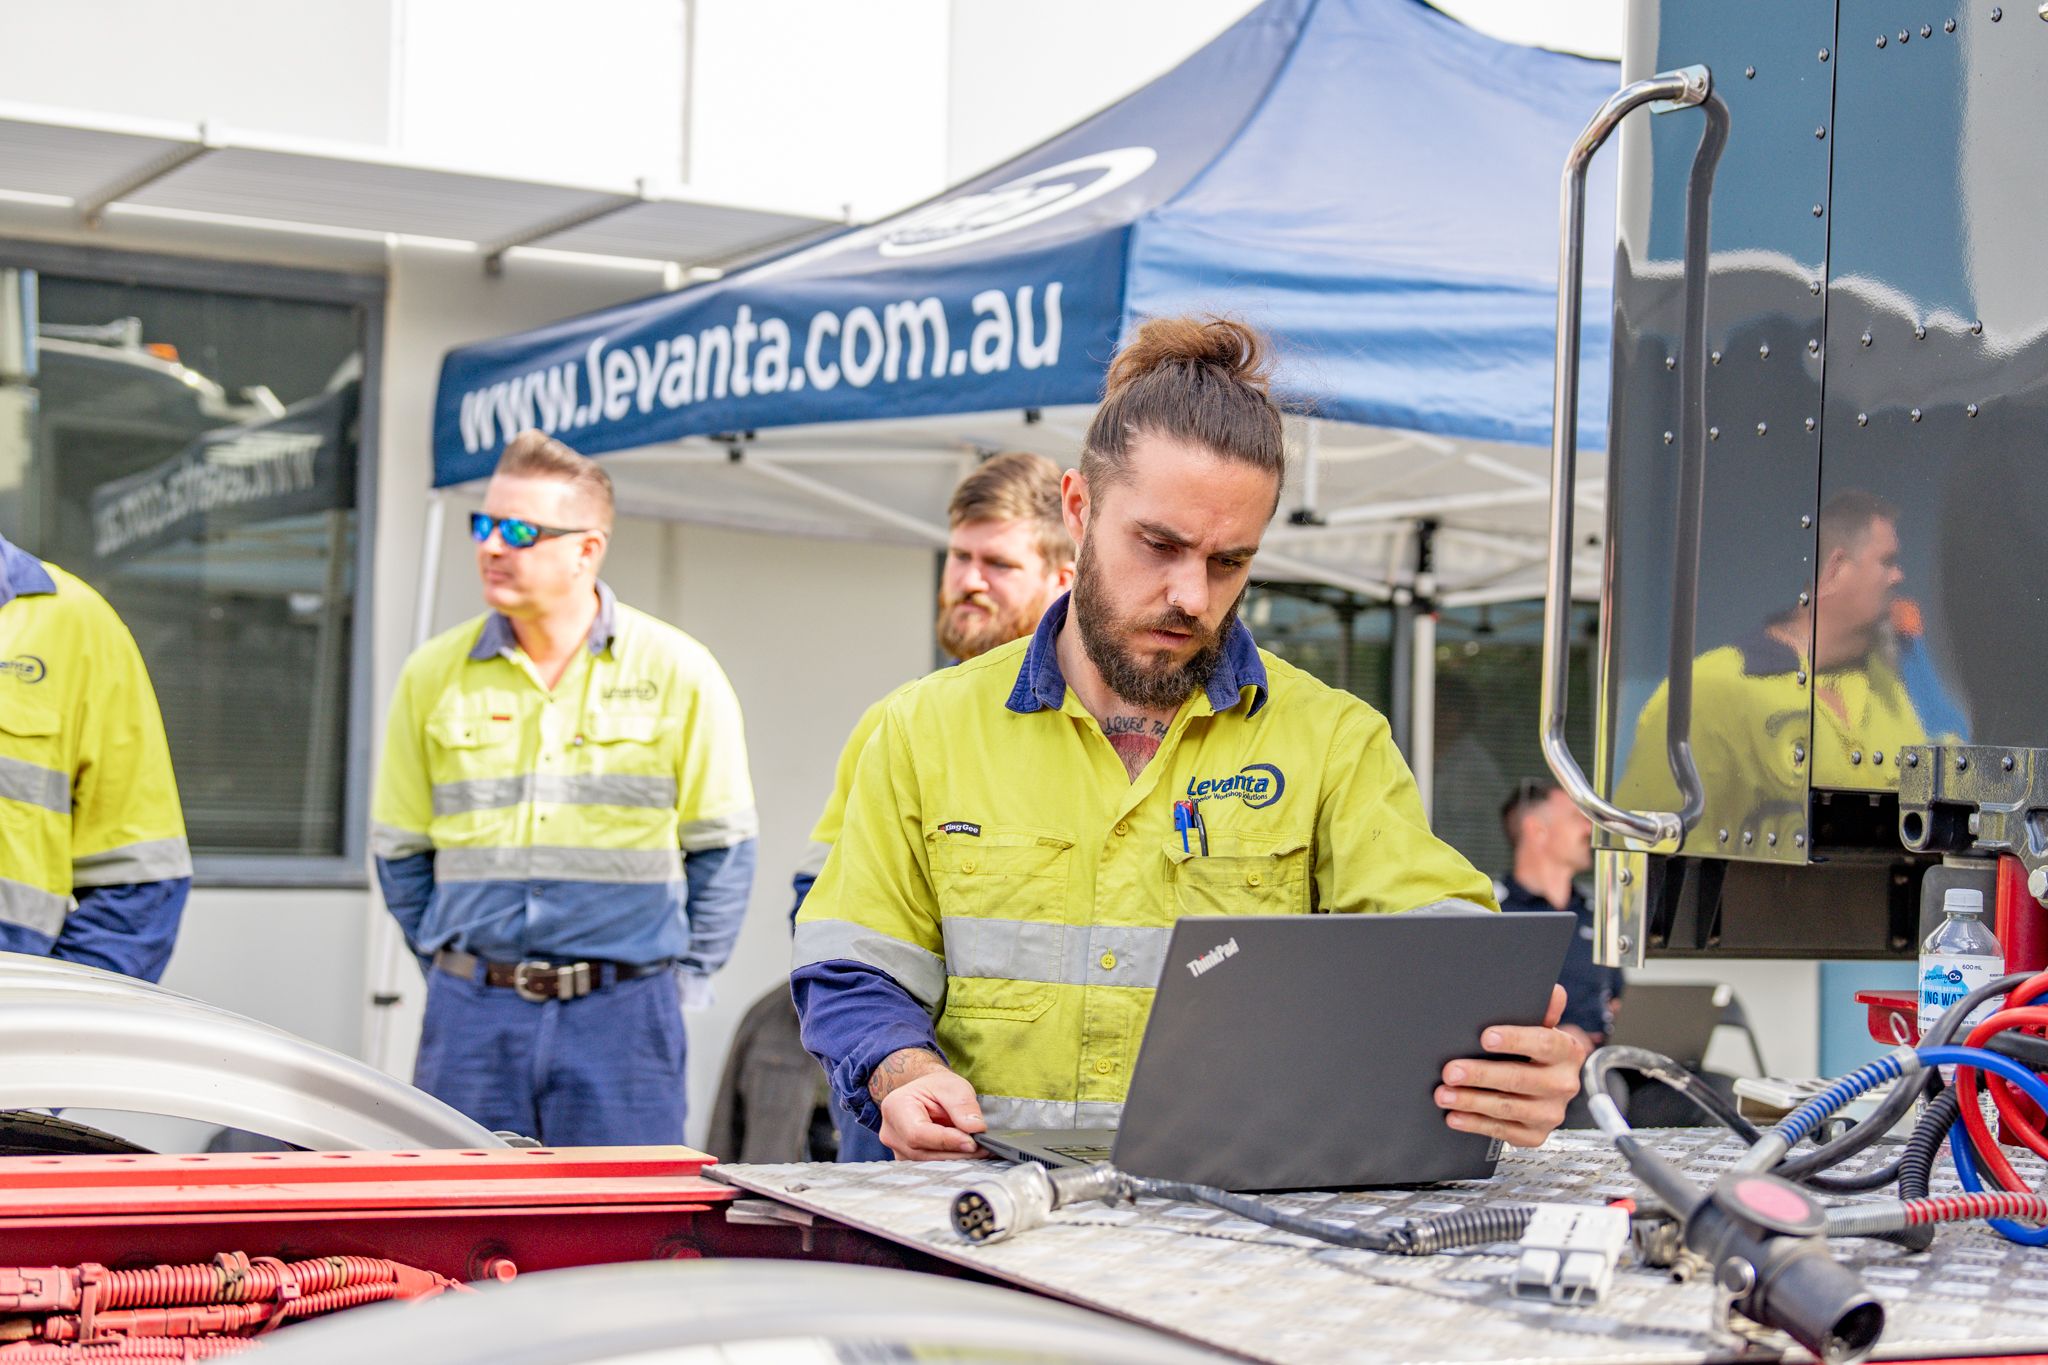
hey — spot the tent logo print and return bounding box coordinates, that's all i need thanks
[879,147,1158,258]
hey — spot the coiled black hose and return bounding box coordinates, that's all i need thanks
[1899,1086,1964,1202]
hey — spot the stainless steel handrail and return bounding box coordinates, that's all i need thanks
[1541,65,1711,850]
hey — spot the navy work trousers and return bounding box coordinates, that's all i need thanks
[414,965,687,1147]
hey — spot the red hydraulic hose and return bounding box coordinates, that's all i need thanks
[0,1341,257,1360]
[1904,1191,2048,1225]
[1956,1005,2048,1189]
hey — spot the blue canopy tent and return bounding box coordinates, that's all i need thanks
[428,0,1618,607]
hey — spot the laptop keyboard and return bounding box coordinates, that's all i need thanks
[1048,1144,1113,1164]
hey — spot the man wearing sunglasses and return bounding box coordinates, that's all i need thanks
[372,429,758,1146]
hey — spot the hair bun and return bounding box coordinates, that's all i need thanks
[1104,316,1271,398]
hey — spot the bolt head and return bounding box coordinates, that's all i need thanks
[1901,28,1912,40]
[1662,430,1674,444]
[2029,866,2048,901]
[1717,828,1730,844]
[1767,832,1780,846]
[1813,203,1825,217]
[1923,23,1934,35]
[1968,402,1980,417]
[1809,279,1823,295]
[1906,751,1920,767]
[1794,743,1807,761]
[1993,6,2003,20]
[1745,65,1757,78]
[1796,671,1809,686]
[1958,754,1971,771]
[1804,416,1817,431]
[1815,125,1827,139]
[1947,18,1958,31]
[1877,33,1889,45]
[1807,338,1821,353]
[1709,425,1721,440]
[2005,754,2018,771]
[1757,422,1769,436]
[1851,751,1863,765]
[1914,324,1927,339]
[1861,331,1874,346]
[1857,412,1869,426]
[1874,751,1885,765]
[1794,832,1807,848]
[1972,319,1984,334]
[1910,408,1923,422]
[1820,46,1832,59]
[1664,355,1677,371]
[1759,342,1771,358]
[1742,830,1755,845]
[1711,349,1723,365]
[1800,514,1813,528]
[1798,591,1812,606]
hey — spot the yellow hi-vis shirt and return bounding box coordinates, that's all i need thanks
[792,596,1493,1132]
[0,543,190,939]
[794,684,902,885]
[1613,630,1927,853]
[371,582,756,965]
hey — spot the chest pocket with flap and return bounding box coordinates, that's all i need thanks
[1166,836,1312,917]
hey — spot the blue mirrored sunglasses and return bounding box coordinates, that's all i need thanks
[470,512,588,549]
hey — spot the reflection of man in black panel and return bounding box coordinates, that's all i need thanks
[1616,492,1925,848]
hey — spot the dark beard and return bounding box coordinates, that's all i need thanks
[935,588,1043,661]
[1071,539,1239,710]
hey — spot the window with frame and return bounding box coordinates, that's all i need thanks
[0,249,377,873]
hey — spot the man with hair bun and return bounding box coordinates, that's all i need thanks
[373,429,758,1146]
[794,318,1584,1161]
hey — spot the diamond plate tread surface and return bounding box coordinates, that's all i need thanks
[716,1129,2048,1364]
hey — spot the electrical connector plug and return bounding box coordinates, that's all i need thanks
[1512,1204,1631,1305]
[950,1162,1127,1245]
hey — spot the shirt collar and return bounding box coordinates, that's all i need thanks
[0,532,57,610]
[1500,872,1589,915]
[469,579,619,663]
[1005,591,1269,717]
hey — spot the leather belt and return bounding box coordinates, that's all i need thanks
[433,949,670,1003]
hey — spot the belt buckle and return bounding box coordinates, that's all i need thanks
[511,960,557,1003]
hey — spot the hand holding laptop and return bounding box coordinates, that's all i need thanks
[1433,983,1588,1149]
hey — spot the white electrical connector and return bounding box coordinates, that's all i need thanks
[1512,1204,1631,1305]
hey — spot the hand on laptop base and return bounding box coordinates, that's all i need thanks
[869,1046,991,1161]
[1434,984,1584,1148]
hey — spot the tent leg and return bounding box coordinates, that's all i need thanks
[361,492,448,1077]
[1411,604,1437,823]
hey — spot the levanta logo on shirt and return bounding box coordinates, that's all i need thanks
[1,654,46,683]
[1185,763,1285,810]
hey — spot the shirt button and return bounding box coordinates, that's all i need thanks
[962,861,976,875]
[1094,1059,1114,1075]
[1113,821,1130,837]
[1099,951,1116,970]
[1247,872,1262,887]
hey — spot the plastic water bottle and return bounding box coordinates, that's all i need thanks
[1918,886,2004,1047]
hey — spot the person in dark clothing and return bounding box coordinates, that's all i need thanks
[1497,778,1623,1050]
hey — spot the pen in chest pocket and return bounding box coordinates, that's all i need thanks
[1173,799,1209,856]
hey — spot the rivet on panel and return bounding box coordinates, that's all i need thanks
[1708,426,1720,441]
[1850,751,1863,765]
[1796,671,1808,686]
[1946,18,1957,31]
[1742,830,1755,845]
[2004,754,2018,771]
[1972,319,1984,334]
[1756,422,1769,436]
[1856,412,1869,426]
[1664,355,1676,371]
[1767,832,1780,847]
[1798,591,1811,607]
[1812,203,1825,217]
[1807,338,1821,354]
[1874,751,1885,765]
[1923,24,1933,35]
[1819,46,1831,60]
[1809,279,1822,295]
[1800,514,1813,528]
[1906,751,1921,767]
[1967,402,1980,417]
[1860,331,1873,346]
[1910,407,1923,422]
[1992,6,2003,20]
[1745,65,1757,78]
[1711,349,1722,365]
[1900,28,1911,40]
[1758,342,1771,359]
[1717,828,1730,844]
[1958,754,1971,772]
[1815,125,1827,139]
[1913,324,1927,339]
[1804,416,1817,432]
[1795,832,1807,848]
[1877,33,1889,45]
[1662,430,1674,444]
[1794,743,1807,762]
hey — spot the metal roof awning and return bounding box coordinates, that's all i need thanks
[0,101,842,271]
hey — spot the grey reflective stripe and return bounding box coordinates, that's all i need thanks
[0,755,68,814]
[1403,898,1496,916]
[0,877,69,937]
[431,772,680,817]
[681,806,760,852]
[72,837,192,888]
[792,918,946,1011]
[941,918,1173,989]
[436,844,683,884]
[371,822,434,859]
[978,1095,1125,1132]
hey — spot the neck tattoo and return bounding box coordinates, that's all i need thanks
[1104,714,1168,782]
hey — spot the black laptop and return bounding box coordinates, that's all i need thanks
[978,911,1575,1191]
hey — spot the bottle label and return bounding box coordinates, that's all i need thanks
[1918,953,2004,1037]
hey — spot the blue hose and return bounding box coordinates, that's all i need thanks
[1771,1050,1913,1148]
[1925,1044,2048,1246]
